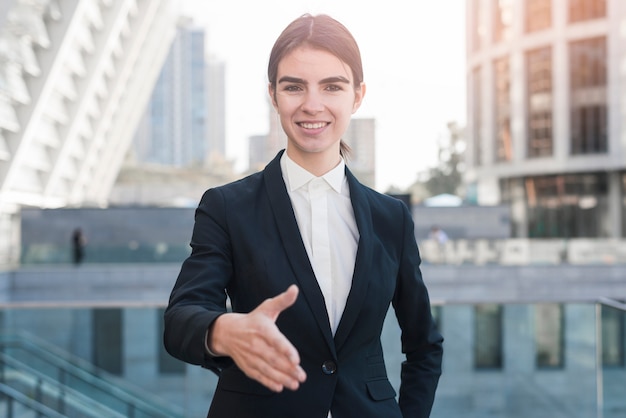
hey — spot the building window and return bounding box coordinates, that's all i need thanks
[535,304,564,368]
[494,0,514,43]
[92,308,123,375]
[472,0,486,52]
[494,57,512,162]
[569,37,607,155]
[525,173,608,238]
[526,47,553,158]
[472,67,483,166]
[157,308,186,374]
[622,173,626,238]
[474,304,503,369]
[602,305,625,367]
[526,0,552,32]
[431,306,443,332]
[568,0,606,23]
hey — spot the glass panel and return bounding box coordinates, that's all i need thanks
[474,304,503,368]
[569,37,607,155]
[569,0,607,23]
[600,302,626,418]
[526,47,553,158]
[93,308,123,375]
[494,0,514,42]
[494,57,512,162]
[601,305,624,367]
[526,0,552,32]
[535,303,564,368]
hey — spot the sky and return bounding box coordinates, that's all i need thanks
[177,1,467,192]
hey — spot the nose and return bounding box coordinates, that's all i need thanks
[301,90,324,114]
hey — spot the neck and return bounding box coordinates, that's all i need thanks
[286,148,341,177]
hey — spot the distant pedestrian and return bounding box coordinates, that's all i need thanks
[429,225,448,246]
[72,228,86,265]
[429,225,449,263]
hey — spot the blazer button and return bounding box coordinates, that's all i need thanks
[321,360,337,375]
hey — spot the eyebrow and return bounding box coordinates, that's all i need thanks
[278,76,351,85]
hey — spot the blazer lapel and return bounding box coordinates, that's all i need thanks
[263,151,336,355]
[333,168,373,351]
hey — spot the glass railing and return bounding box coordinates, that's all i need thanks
[19,239,626,266]
[0,331,184,418]
[0,301,624,417]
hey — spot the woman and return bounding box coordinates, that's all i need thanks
[164,13,443,418]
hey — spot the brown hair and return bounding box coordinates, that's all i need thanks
[268,14,364,157]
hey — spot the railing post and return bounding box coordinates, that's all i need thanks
[595,303,604,418]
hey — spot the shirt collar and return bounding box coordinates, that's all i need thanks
[281,152,346,193]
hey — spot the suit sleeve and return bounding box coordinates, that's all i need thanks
[163,187,234,372]
[392,201,444,417]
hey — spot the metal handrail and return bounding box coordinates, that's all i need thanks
[0,351,124,417]
[597,297,626,312]
[0,332,183,418]
[0,381,67,418]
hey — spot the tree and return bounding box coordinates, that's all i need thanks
[424,121,465,197]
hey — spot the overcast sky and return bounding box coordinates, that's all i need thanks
[177,1,467,192]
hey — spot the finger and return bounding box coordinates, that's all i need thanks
[258,285,299,320]
[246,348,307,391]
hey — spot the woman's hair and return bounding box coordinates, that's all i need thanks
[268,14,364,157]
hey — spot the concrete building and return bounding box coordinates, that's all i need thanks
[465,0,626,239]
[343,117,376,189]
[0,0,177,267]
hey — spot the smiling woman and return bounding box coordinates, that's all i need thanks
[164,12,443,418]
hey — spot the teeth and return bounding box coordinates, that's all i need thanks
[300,122,326,129]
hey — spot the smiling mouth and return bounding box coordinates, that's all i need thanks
[298,122,328,129]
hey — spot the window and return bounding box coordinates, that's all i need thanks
[525,173,608,238]
[494,57,512,162]
[569,37,607,154]
[431,306,443,332]
[472,67,483,166]
[535,304,564,368]
[472,0,486,52]
[526,0,552,32]
[157,308,186,374]
[602,305,625,367]
[526,47,553,158]
[474,304,503,369]
[568,0,606,23]
[92,308,123,375]
[494,0,514,43]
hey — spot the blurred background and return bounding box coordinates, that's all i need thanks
[0,0,625,417]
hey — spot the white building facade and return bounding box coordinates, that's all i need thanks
[465,0,626,238]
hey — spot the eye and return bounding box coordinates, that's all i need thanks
[325,84,343,92]
[283,85,303,92]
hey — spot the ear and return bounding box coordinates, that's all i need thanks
[268,83,278,111]
[352,82,366,114]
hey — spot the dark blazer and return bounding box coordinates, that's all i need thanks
[164,150,443,418]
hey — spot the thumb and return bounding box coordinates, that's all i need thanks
[257,285,299,321]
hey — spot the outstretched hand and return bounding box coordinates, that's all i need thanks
[208,285,307,392]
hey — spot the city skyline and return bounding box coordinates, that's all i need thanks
[176,1,467,192]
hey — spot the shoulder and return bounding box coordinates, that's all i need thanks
[350,176,409,215]
[196,171,264,210]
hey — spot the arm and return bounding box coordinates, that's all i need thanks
[163,187,306,391]
[393,203,444,417]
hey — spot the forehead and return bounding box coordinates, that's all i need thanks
[277,46,352,80]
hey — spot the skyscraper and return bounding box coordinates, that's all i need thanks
[134,17,210,167]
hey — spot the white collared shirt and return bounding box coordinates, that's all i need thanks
[280,152,359,335]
